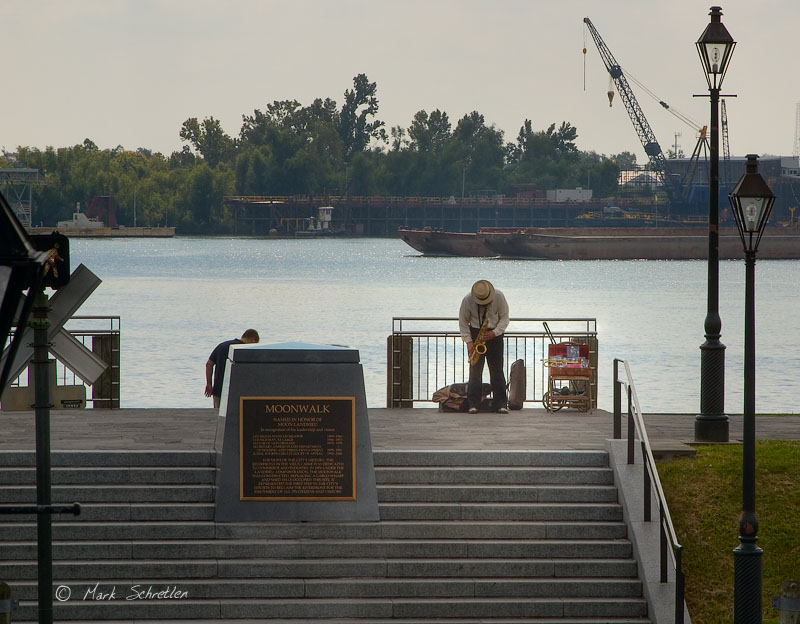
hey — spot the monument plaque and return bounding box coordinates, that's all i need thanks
[240,396,356,500]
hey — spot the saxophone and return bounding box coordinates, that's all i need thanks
[469,315,490,366]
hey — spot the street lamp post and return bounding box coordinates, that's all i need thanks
[728,154,774,624]
[695,5,736,442]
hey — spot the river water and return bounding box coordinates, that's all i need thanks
[68,237,799,414]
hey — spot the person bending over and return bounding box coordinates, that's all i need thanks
[205,328,259,409]
[458,280,509,414]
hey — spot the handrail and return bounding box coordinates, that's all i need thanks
[613,358,685,624]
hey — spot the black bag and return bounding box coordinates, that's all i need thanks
[432,382,493,412]
[507,359,526,410]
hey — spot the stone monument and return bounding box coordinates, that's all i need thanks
[215,342,379,522]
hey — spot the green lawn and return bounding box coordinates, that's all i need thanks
[658,440,800,623]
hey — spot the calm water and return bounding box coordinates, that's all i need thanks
[68,237,800,414]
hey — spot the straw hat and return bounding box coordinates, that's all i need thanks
[471,280,495,305]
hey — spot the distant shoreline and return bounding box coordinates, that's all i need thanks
[26,225,176,238]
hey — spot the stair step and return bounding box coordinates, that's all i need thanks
[1,450,216,467]
[373,450,610,467]
[377,484,619,503]
[380,521,627,540]
[14,597,648,620]
[0,466,216,485]
[379,502,623,522]
[0,521,218,541]
[0,539,633,561]
[0,484,214,503]
[0,519,627,541]
[0,503,216,522]
[8,577,643,601]
[375,466,614,485]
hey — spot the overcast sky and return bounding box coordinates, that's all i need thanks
[2,0,797,164]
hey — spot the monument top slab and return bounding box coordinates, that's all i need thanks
[230,342,359,364]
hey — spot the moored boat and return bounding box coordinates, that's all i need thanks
[398,227,495,257]
[398,226,800,260]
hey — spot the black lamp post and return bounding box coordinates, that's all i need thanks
[728,154,774,624]
[695,5,736,442]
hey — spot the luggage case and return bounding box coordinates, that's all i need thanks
[507,359,526,410]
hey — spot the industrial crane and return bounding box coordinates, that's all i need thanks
[583,17,707,214]
[720,98,731,186]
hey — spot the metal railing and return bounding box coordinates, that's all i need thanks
[613,358,685,624]
[387,317,597,408]
[5,315,120,409]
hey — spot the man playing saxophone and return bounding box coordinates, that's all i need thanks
[458,280,510,414]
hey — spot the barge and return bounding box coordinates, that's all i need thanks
[398,226,800,260]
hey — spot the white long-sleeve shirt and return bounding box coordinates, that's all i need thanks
[458,289,510,343]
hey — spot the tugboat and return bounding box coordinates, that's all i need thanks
[295,206,335,237]
[56,203,105,232]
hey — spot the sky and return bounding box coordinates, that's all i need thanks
[2,0,798,165]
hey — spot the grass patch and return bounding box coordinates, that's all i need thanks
[659,440,800,623]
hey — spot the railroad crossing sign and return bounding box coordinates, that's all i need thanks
[0,264,107,385]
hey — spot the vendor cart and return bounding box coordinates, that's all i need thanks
[542,341,593,412]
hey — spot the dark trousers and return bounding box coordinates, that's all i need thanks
[468,326,507,410]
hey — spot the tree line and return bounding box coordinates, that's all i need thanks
[4,74,641,234]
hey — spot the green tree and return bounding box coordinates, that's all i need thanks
[338,74,387,158]
[451,112,505,194]
[179,117,234,168]
[613,151,638,169]
[408,109,451,153]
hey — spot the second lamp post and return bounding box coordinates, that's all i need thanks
[728,154,775,624]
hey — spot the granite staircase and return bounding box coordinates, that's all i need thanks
[0,449,651,622]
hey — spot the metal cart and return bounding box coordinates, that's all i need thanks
[542,341,593,412]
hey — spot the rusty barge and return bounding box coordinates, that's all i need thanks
[398,226,800,260]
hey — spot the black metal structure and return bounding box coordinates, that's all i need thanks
[721,99,732,186]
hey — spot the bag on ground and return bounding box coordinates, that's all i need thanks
[432,382,493,412]
[507,359,526,410]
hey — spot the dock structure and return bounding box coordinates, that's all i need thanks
[0,168,44,228]
[226,195,670,236]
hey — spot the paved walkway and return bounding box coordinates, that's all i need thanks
[2,407,799,458]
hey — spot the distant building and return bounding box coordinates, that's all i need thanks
[546,188,593,203]
[618,170,660,190]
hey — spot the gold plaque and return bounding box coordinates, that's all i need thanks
[239,396,356,501]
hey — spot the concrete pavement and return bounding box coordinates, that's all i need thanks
[2,407,799,458]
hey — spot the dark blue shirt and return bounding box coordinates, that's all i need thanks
[209,339,242,397]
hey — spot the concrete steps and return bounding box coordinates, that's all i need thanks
[1,449,651,623]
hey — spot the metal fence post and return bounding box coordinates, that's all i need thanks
[92,332,120,408]
[386,334,413,408]
[613,359,621,439]
[627,386,635,464]
[772,579,800,624]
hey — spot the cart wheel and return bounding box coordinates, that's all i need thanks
[542,392,564,412]
[578,401,590,413]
